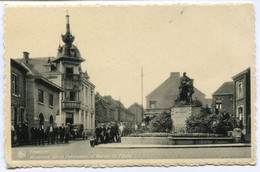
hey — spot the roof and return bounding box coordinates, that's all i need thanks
[13,59,64,92]
[11,59,28,73]
[232,67,250,80]
[213,82,233,96]
[15,57,61,75]
[54,44,85,63]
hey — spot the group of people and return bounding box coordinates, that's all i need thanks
[30,123,72,146]
[12,122,72,146]
[90,122,125,147]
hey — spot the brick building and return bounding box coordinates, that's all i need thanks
[102,96,135,123]
[95,93,118,124]
[11,59,28,129]
[212,81,234,115]
[232,68,251,138]
[145,72,207,117]
[12,53,64,131]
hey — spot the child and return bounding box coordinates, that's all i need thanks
[89,133,96,147]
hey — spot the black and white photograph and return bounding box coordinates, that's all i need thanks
[4,4,255,167]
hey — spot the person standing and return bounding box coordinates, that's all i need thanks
[11,122,15,146]
[95,124,101,144]
[65,123,70,143]
[22,121,29,145]
[106,123,111,143]
[59,123,65,143]
[17,122,23,146]
[53,123,59,144]
[100,123,106,143]
[119,122,124,137]
[110,122,115,142]
[38,124,45,145]
[30,124,38,145]
[46,124,54,144]
[114,122,119,142]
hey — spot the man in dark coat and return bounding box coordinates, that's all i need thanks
[110,122,115,142]
[22,121,29,145]
[65,123,70,143]
[17,122,23,146]
[38,124,45,145]
[30,124,38,145]
[53,123,59,144]
[59,123,65,144]
[95,124,101,144]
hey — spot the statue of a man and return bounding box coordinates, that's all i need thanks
[179,72,194,104]
[180,72,191,88]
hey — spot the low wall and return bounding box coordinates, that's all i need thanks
[121,137,234,145]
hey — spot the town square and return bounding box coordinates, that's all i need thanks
[4,4,255,166]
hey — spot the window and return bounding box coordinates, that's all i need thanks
[38,89,44,103]
[70,91,76,101]
[49,94,54,107]
[39,113,44,125]
[216,103,222,109]
[66,67,73,79]
[149,101,156,109]
[237,81,243,99]
[85,88,88,103]
[11,74,19,95]
[49,115,54,124]
[91,91,93,108]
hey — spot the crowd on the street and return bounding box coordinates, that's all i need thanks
[90,122,122,147]
[11,121,72,146]
[90,122,136,147]
[12,121,137,147]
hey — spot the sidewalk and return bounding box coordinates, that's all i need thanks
[95,143,251,149]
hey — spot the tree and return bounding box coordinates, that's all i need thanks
[186,107,215,133]
[186,107,238,135]
[148,111,172,132]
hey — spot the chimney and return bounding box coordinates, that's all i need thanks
[170,72,180,78]
[23,52,29,63]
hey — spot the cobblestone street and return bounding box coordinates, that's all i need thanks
[11,140,251,160]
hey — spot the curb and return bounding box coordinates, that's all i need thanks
[95,143,251,149]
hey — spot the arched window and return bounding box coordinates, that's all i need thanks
[39,113,44,125]
[49,115,54,124]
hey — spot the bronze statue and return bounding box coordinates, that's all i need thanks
[178,72,194,104]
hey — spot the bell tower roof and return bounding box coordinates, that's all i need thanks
[53,12,85,63]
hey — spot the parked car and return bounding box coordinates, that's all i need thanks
[70,124,84,140]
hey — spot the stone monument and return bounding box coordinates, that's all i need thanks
[171,72,202,133]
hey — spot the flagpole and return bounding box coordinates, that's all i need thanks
[141,67,144,121]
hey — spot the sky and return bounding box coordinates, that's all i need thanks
[4,4,255,108]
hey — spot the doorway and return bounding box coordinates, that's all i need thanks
[66,113,74,125]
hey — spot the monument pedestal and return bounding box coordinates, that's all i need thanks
[171,103,201,133]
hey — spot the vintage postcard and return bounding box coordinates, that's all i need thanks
[4,4,255,167]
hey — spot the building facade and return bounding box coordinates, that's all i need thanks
[11,59,28,129]
[212,81,234,115]
[12,54,64,132]
[102,95,135,123]
[232,68,251,137]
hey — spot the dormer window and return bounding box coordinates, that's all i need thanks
[149,101,156,109]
